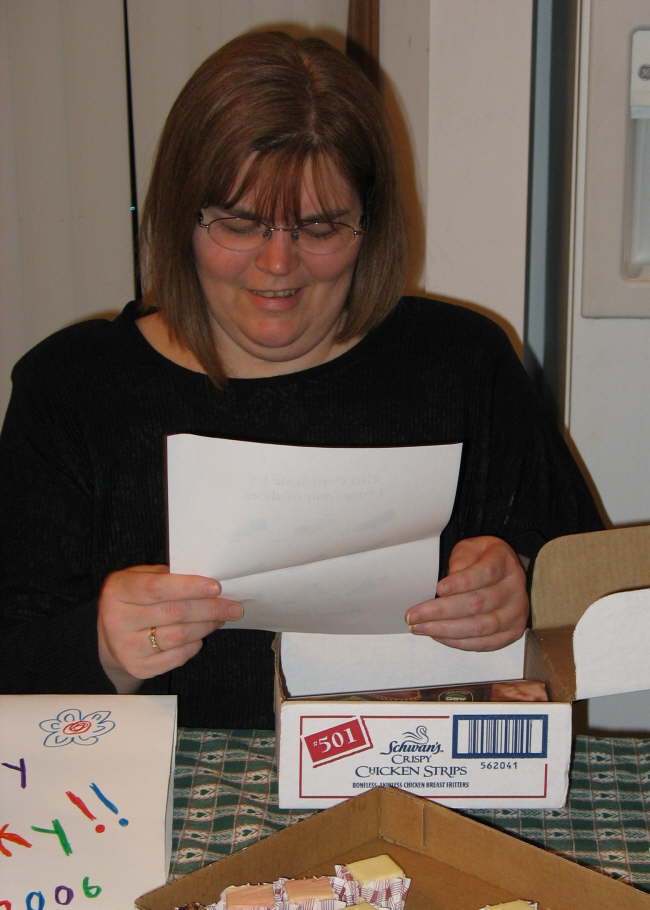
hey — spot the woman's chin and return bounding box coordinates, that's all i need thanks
[224,332,332,376]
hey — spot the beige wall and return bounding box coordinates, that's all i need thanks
[423,0,533,345]
[382,0,534,344]
[1,0,133,418]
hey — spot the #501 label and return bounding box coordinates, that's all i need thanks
[303,718,373,767]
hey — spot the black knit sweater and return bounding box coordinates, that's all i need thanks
[0,297,602,726]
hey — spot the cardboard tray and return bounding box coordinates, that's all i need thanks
[135,786,650,910]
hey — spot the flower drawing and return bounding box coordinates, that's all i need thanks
[39,708,116,747]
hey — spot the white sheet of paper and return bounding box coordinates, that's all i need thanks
[0,695,176,908]
[168,436,462,634]
[280,631,527,696]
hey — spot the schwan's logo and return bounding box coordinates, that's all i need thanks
[379,724,443,756]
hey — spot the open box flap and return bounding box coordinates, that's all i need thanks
[574,587,650,699]
[525,626,576,701]
[530,525,650,629]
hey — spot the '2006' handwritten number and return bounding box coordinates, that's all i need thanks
[0,877,102,909]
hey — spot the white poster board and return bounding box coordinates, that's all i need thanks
[0,695,176,909]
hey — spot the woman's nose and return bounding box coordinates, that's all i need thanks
[254,228,300,274]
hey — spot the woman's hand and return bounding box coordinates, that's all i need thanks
[405,536,529,651]
[97,565,243,693]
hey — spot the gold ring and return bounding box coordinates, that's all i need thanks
[148,626,162,653]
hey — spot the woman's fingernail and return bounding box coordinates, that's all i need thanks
[406,611,424,630]
[226,602,243,620]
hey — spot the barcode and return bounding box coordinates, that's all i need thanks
[452,714,548,758]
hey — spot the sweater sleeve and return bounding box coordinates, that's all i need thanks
[437,312,603,571]
[0,356,114,694]
[481,326,603,557]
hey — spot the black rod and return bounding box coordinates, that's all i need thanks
[122,0,141,298]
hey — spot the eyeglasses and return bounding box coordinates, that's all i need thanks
[197,211,365,255]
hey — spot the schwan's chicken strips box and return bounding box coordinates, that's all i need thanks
[275,527,650,809]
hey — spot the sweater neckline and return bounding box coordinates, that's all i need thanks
[117,299,384,387]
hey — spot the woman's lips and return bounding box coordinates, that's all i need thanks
[247,288,302,309]
[249,288,300,298]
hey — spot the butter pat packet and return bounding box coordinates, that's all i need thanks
[205,877,348,910]
[277,875,346,910]
[333,856,410,910]
[210,879,284,909]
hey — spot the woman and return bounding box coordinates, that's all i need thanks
[0,31,601,726]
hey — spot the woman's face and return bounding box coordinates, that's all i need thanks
[192,158,363,378]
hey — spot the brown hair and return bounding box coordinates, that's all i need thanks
[140,29,406,384]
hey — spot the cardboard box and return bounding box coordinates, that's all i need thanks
[276,526,650,809]
[135,785,650,909]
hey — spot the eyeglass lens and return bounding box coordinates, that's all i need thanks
[204,216,360,255]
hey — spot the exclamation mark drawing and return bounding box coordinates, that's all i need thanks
[89,782,129,827]
[65,791,105,833]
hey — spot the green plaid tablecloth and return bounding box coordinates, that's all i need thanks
[171,731,650,892]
